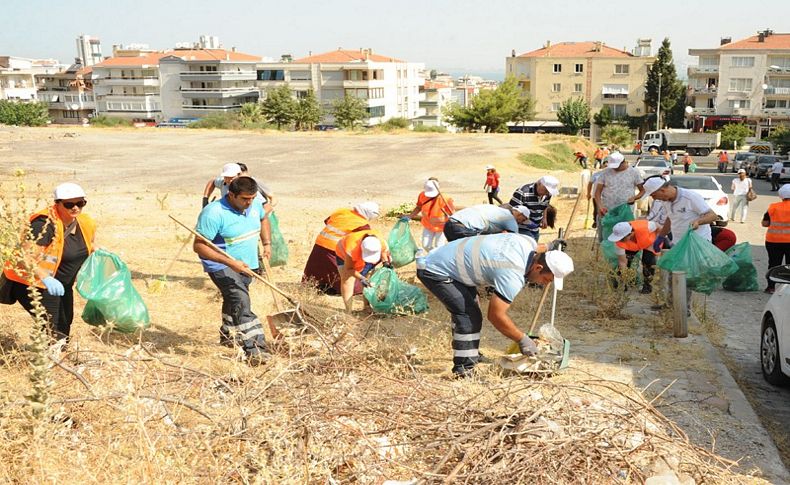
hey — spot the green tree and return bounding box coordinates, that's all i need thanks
[442,76,530,132]
[768,125,790,155]
[556,98,590,135]
[239,102,264,127]
[645,38,684,129]
[513,96,537,130]
[261,85,297,129]
[665,80,689,128]
[0,101,49,126]
[718,123,752,149]
[593,106,613,128]
[601,125,634,148]
[332,94,367,130]
[294,90,322,130]
[442,102,476,132]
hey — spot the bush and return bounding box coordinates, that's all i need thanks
[413,124,447,133]
[601,125,634,148]
[717,123,752,150]
[0,101,49,126]
[380,117,410,130]
[89,115,133,128]
[519,142,580,172]
[188,114,242,130]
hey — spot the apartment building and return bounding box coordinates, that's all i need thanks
[506,40,654,132]
[255,48,425,126]
[0,56,37,101]
[687,30,790,138]
[92,52,166,122]
[414,80,454,129]
[76,34,102,67]
[36,63,95,124]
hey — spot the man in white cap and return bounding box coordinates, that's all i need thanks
[594,151,644,217]
[730,169,752,223]
[607,220,663,294]
[417,233,573,378]
[202,163,242,207]
[508,175,560,241]
[443,204,531,241]
[335,230,390,312]
[642,176,718,243]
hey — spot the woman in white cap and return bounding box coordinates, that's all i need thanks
[762,184,790,293]
[335,230,391,312]
[484,165,502,205]
[404,178,455,251]
[202,162,242,207]
[3,183,96,340]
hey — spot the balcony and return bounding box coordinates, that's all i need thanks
[689,107,715,115]
[765,86,790,96]
[763,108,790,117]
[343,79,385,88]
[181,87,258,98]
[767,66,790,75]
[689,86,717,95]
[688,66,719,76]
[180,71,256,81]
[99,77,160,87]
[182,104,243,112]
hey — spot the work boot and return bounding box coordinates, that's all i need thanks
[452,366,476,379]
[246,348,273,366]
[640,284,652,295]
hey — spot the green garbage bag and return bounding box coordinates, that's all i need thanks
[723,243,759,292]
[75,249,150,333]
[657,229,738,295]
[601,240,620,268]
[387,220,418,268]
[363,267,428,315]
[269,212,288,267]
[600,204,634,241]
[689,162,698,173]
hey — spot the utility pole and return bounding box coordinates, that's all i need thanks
[656,71,662,131]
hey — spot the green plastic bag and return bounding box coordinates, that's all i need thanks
[600,204,634,241]
[387,220,418,268]
[657,229,738,295]
[689,163,698,173]
[269,212,288,267]
[363,267,428,315]
[76,249,150,333]
[723,243,759,292]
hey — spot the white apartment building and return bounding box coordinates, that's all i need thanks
[0,57,39,100]
[255,48,425,126]
[36,63,95,124]
[76,34,103,67]
[92,52,165,122]
[687,30,790,138]
[414,80,454,129]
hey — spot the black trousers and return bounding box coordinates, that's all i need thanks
[625,250,657,286]
[10,281,74,340]
[766,242,790,290]
[487,187,502,205]
[208,267,268,357]
[771,174,781,191]
[443,220,482,242]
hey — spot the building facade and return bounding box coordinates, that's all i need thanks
[687,30,790,138]
[36,63,95,124]
[92,52,166,122]
[0,57,37,101]
[506,41,654,130]
[76,34,103,67]
[255,48,425,126]
[414,80,454,129]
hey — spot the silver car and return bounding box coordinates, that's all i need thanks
[634,156,673,179]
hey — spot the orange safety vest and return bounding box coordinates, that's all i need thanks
[314,208,370,251]
[418,192,455,233]
[3,206,96,289]
[335,230,389,272]
[594,148,603,159]
[766,200,790,243]
[615,219,659,254]
[718,152,728,162]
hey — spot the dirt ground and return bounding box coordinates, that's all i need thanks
[0,126,782,483]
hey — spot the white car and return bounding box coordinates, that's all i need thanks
[761,265,790,385]
[668,175,730,226]
[634,156,673,179]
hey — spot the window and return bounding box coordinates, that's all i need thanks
[574,83,583,93]
[367,106,385,117]
[614,64,630,75]
[368,88,384,99]
[290,71,311,81]
[605,104,627,118]
[63,110,80,119]
[731,56,755,68]
[551,103,560,112]
[768,57,790,69]
[728,99,751,109]
[602,84,629,99]
[766,99,789,109]
[553,64,561,73]
[294,90,308,99]
[552,83,561,92]
[257,70,284,81]
[575,63,583,73]
[728,78,752,92]
[345,70,368,81]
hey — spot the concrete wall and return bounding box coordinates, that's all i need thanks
[159,61,184,119]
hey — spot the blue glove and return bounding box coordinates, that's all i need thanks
[399,216,411,223]
[360,262,376,277]
[360,277,372,288]
[652,236,666,253]
[525,222,540,230]
[42,276,65,297]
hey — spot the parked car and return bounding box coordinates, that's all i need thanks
[771,161,790,183]
[731,152,755,172]
[747,155,784,179]
[634,156,673,179]
[668,175,729,226]
[761,265,790,385]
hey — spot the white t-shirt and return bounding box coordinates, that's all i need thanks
[771,161,783,175]
[731,177,752,196]
[648,200,669,226]
[667,187,712,242]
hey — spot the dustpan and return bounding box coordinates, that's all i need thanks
[499,336,570,374]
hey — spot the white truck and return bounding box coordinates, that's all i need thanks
[641,129,721,156]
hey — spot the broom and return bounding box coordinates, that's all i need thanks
[583,198,593,230]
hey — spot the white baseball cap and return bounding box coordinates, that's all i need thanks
[53,182,86,200]
[607,151,625,169]
[640,176,669,200]
[221,163,242,177]
[608,221,634,242]
[779,185,790,200]
[485,164,495,170]
[539,176,560,196]
[361,236,383,263]
[737,169,746,174]
[511,205,531,218]
[545,250,574,291]
[424,179,440,198]
[353,201,380,221]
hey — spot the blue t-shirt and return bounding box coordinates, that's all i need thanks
[196,196,266,273]
[450,204,518,234]
[423,233,537,303]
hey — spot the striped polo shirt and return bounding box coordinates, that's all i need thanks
[509,182,551,232]
[196,196,266,273]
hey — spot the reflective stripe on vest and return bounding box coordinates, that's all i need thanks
[454,236,485,286]
[315,209,369,251]
[616,219,658,254]
[767,201,790,243]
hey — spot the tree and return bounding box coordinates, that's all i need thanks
[768,125,790,155]
[239,102,264,127]
[332,94,367,130]
[593,106,613,128]
[512,96,536,130]
[645,38,684,129]
[294,90,322,131]
[665,80,689,128]
[718,123,752,149]
[261,85,297,129]
[442,76,532,132]
[0,101,49,126]
[556,98,590,135]
[601,125,634,148]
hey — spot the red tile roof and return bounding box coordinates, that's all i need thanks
[518,42,633,58]
[721,33,790,50]
[424,81,452,89]
[95,49,260,67]
[294,49,403,63]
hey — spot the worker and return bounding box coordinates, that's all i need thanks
[203,163,241,206]
[417,233,574,378]
[718,150,729,173]
[443,204,531,241]
[484,165,503,205]
[711,226,737,252]
[237,162,276,212]
[3,183,96,341]
[574,151,588,169]
[642,176,718,243]
[595,152,644,216]
[405,178,455,251]
[683,153,693,174]
[302,202,380,295]
[762,184,790,294]
[508,175,560,241]
[193,176,272,364]
[586,161,608,229]
[335,230,390,313]
[634,141,642,155]
[770,158,784,192]
[607,220,663,294]
[593,147,604,169]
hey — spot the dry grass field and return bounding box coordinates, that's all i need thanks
[0,126,775,483]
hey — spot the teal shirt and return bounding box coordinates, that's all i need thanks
[196,196,265,272]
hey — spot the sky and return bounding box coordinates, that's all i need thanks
[2,0,789,76]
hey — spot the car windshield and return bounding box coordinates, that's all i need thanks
[636,159,666,167]
[759,157,780,164]
[670,177,719,191]
[735,153,750,160]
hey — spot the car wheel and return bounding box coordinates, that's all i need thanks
[699,149,710,156]
[761,315,788,386]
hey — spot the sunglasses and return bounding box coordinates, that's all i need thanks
[59,200,87,209]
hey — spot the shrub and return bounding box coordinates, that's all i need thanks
[601,125,634,148]
[89,115,133,128]
[519,142,580,172]
[413,124,447,133]
[380,117,410,130]
[0,101,50,126]
[188,114,242,130]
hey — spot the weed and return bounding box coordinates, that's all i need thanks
[413,124,448,133]
[384,202,414,219]
[156,193,169,211]
[519,142,582,172]
[90,115,133,128]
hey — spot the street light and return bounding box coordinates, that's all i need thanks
[684,105,693,129]
[656,72,662,131]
